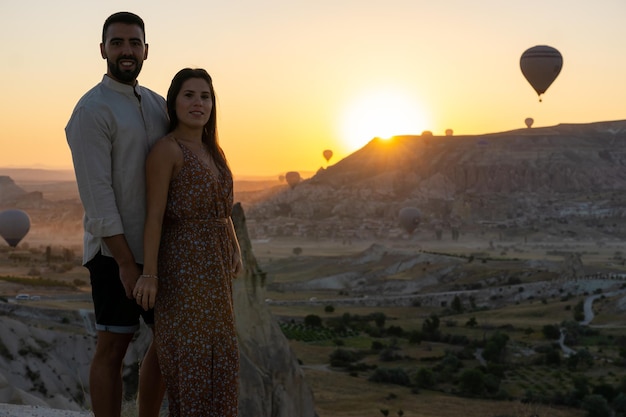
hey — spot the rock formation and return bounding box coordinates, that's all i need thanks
[0,177,27,204]
[232,202,318,417]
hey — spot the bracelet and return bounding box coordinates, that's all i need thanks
[140,274,158,280]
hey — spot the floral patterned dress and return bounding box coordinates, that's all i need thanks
[155,141,239,417]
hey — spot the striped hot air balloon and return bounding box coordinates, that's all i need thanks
[520,45,563,102]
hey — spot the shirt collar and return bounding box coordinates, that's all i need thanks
[101,74,143,98]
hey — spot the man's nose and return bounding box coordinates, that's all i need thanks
[121,42,134,55]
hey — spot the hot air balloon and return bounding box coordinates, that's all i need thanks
[398,207,421,234]
[285,171,301,189]
[520,45,563,102]
[525,117,534,128]
[0,209,31,248]
[322,149,333,163]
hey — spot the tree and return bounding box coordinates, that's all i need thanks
[573,300,585,321]
[545,348,561,366]
[612,393,626,415]
[575,348,594,369]
[581,394,611,417]
[459,368,485,396]
[304,314,322,328]
[422,314,440,337]
[329,348,361,368]
[451,295,463,313]
[371,312,387,328]
[572,375,590,400]
[482,331,509,363]
[415,367,435,389]
[542,324,561,340]
[465,317,478,327]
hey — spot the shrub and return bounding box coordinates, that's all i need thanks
[415,367,435,389]
[379,348,402,362]
[368,368,411,386]
[329,348,362,368]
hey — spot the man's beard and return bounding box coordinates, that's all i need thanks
[107,58,143,84]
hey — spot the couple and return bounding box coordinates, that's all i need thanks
[65,11,243,417]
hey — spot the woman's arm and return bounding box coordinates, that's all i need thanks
[228,217,243,278]
[135,137,180,309]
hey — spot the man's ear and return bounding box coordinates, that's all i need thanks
[144,43,149,60]
[100,43,107,59]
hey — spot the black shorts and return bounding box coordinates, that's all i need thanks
[85,252,154,333]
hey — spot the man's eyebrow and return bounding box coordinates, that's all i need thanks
[108,37,144,43]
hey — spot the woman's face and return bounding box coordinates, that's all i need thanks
[175,77,213,130]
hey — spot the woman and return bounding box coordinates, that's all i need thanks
[135,68,243,417]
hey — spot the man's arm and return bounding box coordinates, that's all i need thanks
[103,234,139,298]
[67,104,137,296]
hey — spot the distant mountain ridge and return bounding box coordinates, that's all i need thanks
[314,119,626,193]
[247,120,626,241]
[2,120,626,244]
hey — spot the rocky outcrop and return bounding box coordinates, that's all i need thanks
[232,203,318,417]
[0,177,28,205]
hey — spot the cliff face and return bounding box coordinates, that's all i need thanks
[246,120,626,241]
[232,203,318,417]
[0,203,317,416]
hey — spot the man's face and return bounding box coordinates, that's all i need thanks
[100,23,148,85]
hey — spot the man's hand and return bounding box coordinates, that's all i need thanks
[118,262,141,299]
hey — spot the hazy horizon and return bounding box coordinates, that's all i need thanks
[2,116,626,182]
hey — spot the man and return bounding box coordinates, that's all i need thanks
[65,12,168,417]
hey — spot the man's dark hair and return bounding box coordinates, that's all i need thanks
[102,12,145,44]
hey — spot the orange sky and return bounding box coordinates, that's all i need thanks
[1,1,625,178]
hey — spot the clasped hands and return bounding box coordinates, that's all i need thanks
[132,274,158,311]
[119,264,157,311]
[123,253,242,312]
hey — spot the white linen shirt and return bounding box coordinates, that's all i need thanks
[66,75,169,265]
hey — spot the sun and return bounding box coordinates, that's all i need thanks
[339,88,428,151]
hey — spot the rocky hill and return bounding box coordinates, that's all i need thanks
[246,120,626,242]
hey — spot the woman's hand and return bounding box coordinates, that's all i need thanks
[231,251,243,278]
[133,274,158,310]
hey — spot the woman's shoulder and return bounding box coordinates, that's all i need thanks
[149,135,182,160]
[152,135,181,151]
